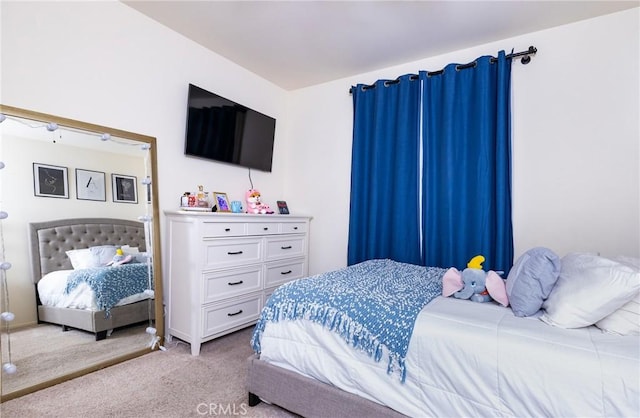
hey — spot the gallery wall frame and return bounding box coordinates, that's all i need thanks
[75,169,106,201]
[33,162,69,199]
[111,173,137,204]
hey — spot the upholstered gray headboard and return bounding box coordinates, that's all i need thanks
[28,218,146,283]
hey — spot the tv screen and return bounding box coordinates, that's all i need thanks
[184,84,276,172]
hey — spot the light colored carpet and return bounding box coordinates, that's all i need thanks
[0,326,296,418]
[2,322,149,395]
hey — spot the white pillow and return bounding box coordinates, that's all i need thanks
[66,248,93,269]
[540,253,640,329]
[66,245,117,269]
[614,255,640,270]
[595,292,640,335]
[595,256,640,335]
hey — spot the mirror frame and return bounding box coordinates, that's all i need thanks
[0,104,164,402]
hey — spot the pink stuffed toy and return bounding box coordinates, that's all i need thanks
[442,255,509,307]
[245,189,272,214]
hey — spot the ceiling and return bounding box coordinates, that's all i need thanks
[123,1,638,90]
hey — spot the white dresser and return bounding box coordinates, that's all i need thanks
[164,211,312,355]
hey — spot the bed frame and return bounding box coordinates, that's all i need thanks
[247,354,405,417]
[29,218,153,341]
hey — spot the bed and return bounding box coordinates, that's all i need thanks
[247,254,640,417]
[29,218,154,341]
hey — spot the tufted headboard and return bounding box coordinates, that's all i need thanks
[28,218,146,283]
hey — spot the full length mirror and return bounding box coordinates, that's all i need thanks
[0,105,164,401]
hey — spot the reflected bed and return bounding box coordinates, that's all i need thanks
[28,218,154,341]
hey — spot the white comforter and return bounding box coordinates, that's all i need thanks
[259,296,640,417]
[37,270,150,311]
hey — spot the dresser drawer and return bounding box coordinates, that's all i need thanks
[202,266,263,304]
[247,222,278,236]
[264,290,275,305]
[202,238,262,269]
[265,258,307,288]
[280,222,307,234]
[201,221,247,238]
[265,236,305,261]
[201,295,262,337]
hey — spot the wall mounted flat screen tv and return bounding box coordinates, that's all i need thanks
[184,84,276,172]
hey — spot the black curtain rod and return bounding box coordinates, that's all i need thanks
[349,46,537,94]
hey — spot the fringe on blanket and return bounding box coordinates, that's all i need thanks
[252,300,409,382]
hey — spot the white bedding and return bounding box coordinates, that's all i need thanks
[37,269,150,311]
[259,296,640,417]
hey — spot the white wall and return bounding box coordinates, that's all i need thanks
[1,2,638,290]
[287,8,640,274]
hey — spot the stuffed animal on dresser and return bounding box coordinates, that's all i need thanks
[245,189,272,214]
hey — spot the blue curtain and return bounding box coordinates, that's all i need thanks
[420,52,513,272]
[348,75,422,265]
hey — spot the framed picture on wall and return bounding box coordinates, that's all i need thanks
[112,174,137,203]
[214,192,230,212]
[76,169,106,201]
[33,163,69,199]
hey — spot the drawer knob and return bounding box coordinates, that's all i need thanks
[228,280,244,286]
[225,228,231,232]
[227,309,243,317]
[227,250,244,255]
[281,245,292,250]
[280,270,292,275]
[293,226,298,230]
[263,227,269,231]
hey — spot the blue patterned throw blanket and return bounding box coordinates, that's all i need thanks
[65,263,152,315]
[251,259,446,382]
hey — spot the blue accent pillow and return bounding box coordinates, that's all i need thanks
[506,247,561,317]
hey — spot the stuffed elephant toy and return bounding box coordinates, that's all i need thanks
[442,255,509,307]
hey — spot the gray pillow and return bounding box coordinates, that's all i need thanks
[507,247,561,317]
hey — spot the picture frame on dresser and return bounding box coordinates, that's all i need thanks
[214,192,230,212]
[277,200,289,215]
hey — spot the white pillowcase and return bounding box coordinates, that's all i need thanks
[614,255,640,270]
[66,245,117,269]
[595,256,640,335]
[540,253,640,329]
[595,293,640,335]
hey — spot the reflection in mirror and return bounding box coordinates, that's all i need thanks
[0,105,163,401]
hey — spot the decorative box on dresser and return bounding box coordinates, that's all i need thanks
[164,210,312,355]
